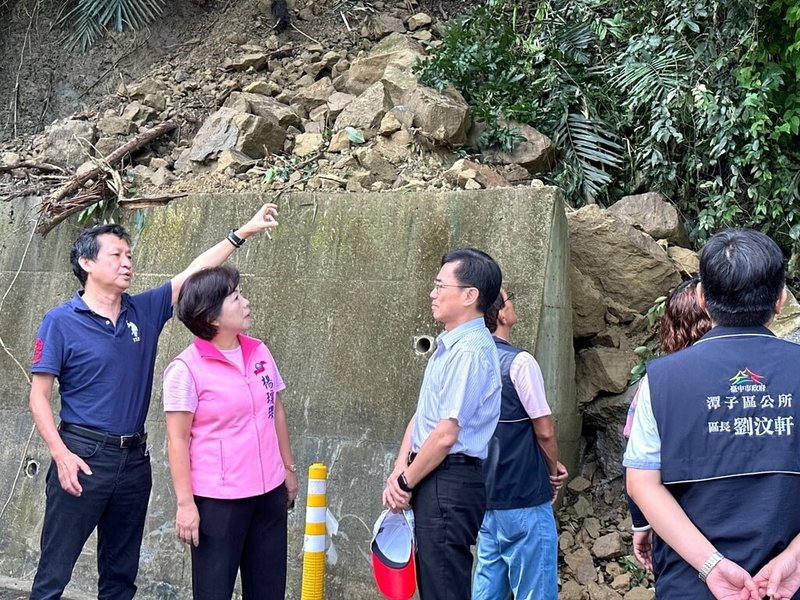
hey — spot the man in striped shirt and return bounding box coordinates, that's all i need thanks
[382,248,502,600]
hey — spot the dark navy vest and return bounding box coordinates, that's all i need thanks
[648,326,800,599]
[483,337,552,510]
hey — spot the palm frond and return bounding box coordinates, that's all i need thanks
[555,112,625,203]
[57,0,165,52]
[552,21,595,65]
[610,51,692,110]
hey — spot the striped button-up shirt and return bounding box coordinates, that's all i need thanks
[410,317,502,459]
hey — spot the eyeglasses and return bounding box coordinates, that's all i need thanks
[432,281,473,292]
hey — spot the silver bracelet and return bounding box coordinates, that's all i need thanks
[698,551,725,582]
[631,524,652,532]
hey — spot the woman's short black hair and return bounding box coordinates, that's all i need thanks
[177,266,240,341]
[699,229,785,327]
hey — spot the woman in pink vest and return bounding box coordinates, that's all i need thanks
[163,265,297,600]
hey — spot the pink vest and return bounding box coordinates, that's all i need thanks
[173,335,285,499]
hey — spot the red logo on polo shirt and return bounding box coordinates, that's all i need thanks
[33,338,43,364]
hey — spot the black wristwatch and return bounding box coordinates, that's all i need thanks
[397,472,413,493]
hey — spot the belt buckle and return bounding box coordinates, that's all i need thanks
[119,434,136,448]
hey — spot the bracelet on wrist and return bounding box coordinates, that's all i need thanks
[285,464,297,473]
[698,551,725,583]
[226,229,245,248]
[631,524,652,532]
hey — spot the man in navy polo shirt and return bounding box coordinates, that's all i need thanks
[625,229,800,599]
[28,203,278,600]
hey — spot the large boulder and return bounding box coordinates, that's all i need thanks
[609,192,690,247]
[568,204,681,314]
[41,119,96,169]
[187,107,284,164]
[571,264,607,338]
[333,81,393,131]
[224,92,301,130]
[575,347,636,405]
[400,86,471,146]
[472,120,556,174]
[344,33,425,98]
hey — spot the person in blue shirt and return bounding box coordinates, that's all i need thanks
[382,248,502,600]
[28,204,278,600]
[625,229,800,600]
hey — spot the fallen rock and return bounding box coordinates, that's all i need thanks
[345,33,426,97]
[327,92,356,119]
[407,12,432,30]
[576,347,636,405]
[568,477,592,493]
[356,147,396,183]
[41,119,96,169]
[187,107,284,164]
[216,149,256,173]
[476,120,556,174]
[667,246,699,275]
[150,166,175,187]
[327,130,351,153]
[443,159,509,189]
[243,81,276,96]
[560,580,584,600]
[565,548,597,585]
[568,204,681,313]
[334,81,393,131]
[592,532,625,560]
[609,192,690,247]
[588,582,623,600]
[371,14,406,37]
[98,116,136,137]
[624,588,655,600]
[293,133,325,156]
[121,102,157,128]
[294,77,336,113]
[571,264,608,338]
[401,85,471,146]
[1,152,21,167]
[224,92,301,130]
[223,53,268,72]
[127,78,169,99]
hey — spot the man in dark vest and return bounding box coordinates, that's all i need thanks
[472,288,568,600]
[625,228,800,599]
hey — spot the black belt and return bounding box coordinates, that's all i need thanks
[408,451,482,468]
[60,422,147,449]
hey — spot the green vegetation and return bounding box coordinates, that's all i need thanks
[57,0,165,52]
[416,0,800,265]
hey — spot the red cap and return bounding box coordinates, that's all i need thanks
[371,509,416,600]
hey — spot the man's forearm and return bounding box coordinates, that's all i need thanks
[533,417,559,475]
[403,419,459,487]
[29,389,68,459]
[393,417,415,471]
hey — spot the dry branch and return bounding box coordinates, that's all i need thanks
[0,161,67,174]
[37,119,178,229]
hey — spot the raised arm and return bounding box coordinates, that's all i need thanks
[170,203,278,305]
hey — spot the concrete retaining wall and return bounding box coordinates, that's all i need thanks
[0,188,576,599]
